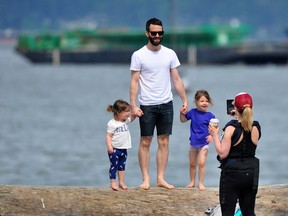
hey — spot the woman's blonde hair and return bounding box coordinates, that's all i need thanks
[238,105,253,132]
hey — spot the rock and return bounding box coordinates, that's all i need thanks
[0,184,287,215]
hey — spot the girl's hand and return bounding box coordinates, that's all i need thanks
[132,106,143,117]
[208,123,219,137]
[206,135,213,143]
[107,147,114,154]
[180,107,188,122]
[180,105,188,114]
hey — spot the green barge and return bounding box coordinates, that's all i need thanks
[15,24,288,65]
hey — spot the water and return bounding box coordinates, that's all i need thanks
[0,45,287,188]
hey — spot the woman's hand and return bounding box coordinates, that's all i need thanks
[208,123,219,137]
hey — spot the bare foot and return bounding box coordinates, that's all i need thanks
[186,182,195,188]
[156,179,174,190]
[119,184,128,190]
[199,183,206,191]
[139,181,150,190]
[110,183,119,191]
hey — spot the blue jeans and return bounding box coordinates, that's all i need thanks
[139,101,173,137]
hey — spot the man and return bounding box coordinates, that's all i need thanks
[130,18,188,190]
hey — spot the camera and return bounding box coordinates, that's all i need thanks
[226,99,235,115]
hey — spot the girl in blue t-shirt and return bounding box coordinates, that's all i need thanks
[180,90,215,191]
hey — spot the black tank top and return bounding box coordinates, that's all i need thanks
[222,120,261,159]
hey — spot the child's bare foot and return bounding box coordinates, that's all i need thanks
[110,184,119,191]
[119,184,128,190]
[110,181,119,191]
[156,179,174,190]
[198,183,206,191]
[186,182,195,188]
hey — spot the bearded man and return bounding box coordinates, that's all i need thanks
[129,17,188,190]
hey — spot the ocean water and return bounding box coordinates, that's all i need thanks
[0,45,287,188]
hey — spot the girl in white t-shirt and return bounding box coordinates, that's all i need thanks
[106,99,136,191]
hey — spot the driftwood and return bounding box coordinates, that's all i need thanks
[0,185,287,215]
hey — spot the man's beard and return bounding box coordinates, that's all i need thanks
[148,36,163,46]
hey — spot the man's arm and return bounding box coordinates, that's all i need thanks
[130,70,143,117]
[171,68,188,113]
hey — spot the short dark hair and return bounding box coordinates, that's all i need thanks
[146,18,163,32]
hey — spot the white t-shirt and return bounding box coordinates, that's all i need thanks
[130,45,180,105]
[107,118,132,149]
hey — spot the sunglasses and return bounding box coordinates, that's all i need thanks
[149,31,164,36]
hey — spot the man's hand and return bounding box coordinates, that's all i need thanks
[132,106,144,117]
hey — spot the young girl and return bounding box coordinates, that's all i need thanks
[106,99,136,191]
[180,90,215,191]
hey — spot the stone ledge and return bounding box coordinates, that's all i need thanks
[0,184,287,215]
